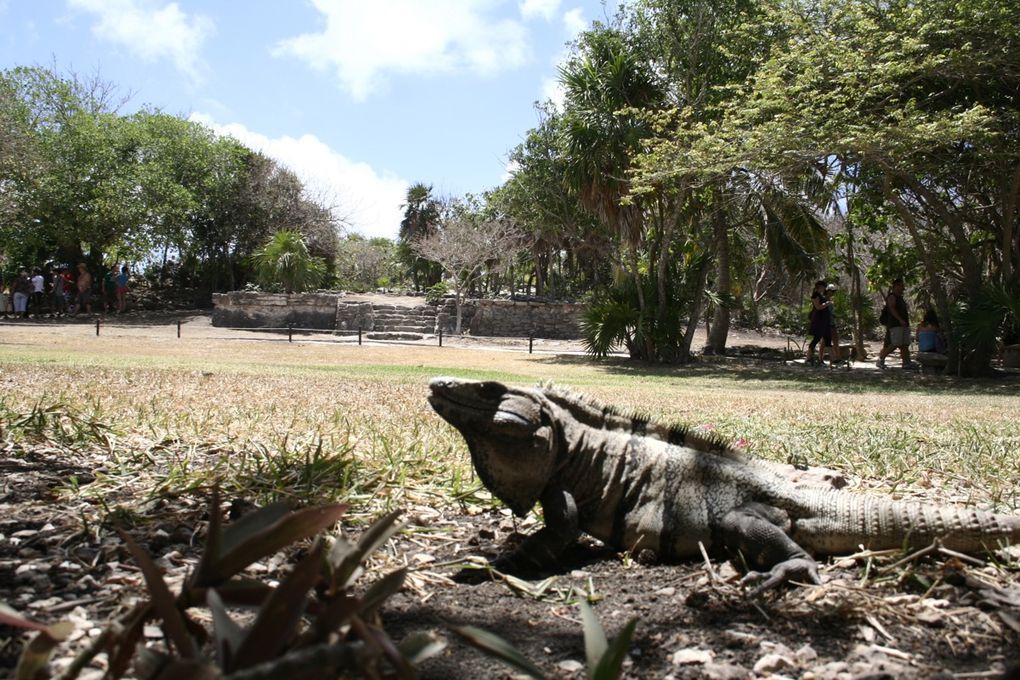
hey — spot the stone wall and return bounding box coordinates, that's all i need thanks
[335,300,376,332]
[211,292,338,330]
[212,292,586,339]
[439,298,584,339]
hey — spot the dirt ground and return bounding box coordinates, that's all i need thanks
[2,446,1018,679]
[0,310,1018,679]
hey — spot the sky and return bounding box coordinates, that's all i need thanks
[0,0,620,240]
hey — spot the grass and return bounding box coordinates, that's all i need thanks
[0,328,1018,520]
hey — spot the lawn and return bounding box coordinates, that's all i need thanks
[0,324,1018,677]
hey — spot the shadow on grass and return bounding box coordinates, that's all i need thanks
[529,353,1020,397]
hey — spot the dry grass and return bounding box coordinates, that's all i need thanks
[1,322,1018,518]
[2,322,1019,678]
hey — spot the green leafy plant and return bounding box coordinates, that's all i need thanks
[424,281,448,305]
[581,295,640,359]
[249,230,327,293]
[53,489,440,679]
[452,593,637,680]
[953,282,1020,358]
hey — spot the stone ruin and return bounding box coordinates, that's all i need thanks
[211,292,585,340]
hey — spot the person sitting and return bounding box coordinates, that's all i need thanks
[915,307,948,372]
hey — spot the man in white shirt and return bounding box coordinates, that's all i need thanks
[30,268,44,318]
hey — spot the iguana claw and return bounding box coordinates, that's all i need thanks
[742,557,822,598]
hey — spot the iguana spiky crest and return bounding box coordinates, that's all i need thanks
[538,381,741,460]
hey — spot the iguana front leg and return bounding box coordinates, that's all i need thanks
[718,502,821,597]
[492,485,579,573]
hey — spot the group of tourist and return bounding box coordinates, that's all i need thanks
[806,277,947,370]
[0,263,130,319]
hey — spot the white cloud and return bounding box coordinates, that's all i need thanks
[191,114,408,240]
[541,76,565,110]
[536,7,588,111]
[562,7,588,38]
[520,0,562,21]
[67,0,213,81]
[274,0,532,101]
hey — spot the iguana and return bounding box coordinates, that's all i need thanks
[427,376,1020,594]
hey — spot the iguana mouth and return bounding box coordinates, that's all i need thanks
[428,376,502,410]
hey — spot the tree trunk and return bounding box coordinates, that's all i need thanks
[654,197,676,330]
[678,256,713,363]
[706,207,731,354]
[844,217,867,360]
[454,288,464,334]
[532,246,546,297]
[1000,164,1020,284]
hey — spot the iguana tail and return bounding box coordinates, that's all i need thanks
[788,490,1020,556]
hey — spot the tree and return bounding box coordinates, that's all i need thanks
[0,72,44,262]
[411,200,525,333]
[703,0,1020,374]
[0,65,344,300]
[559,24,662,344]
[249,230,326,293]
[397,182,441,291]
[490,104,609,299]
[625,0,830,355]
[335,235,400,291]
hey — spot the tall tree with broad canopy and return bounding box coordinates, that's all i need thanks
[627,0,830,355]
[657,0,1020,374]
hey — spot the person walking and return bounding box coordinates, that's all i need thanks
[50,267,68,316]
[0,278,10,319]
[75,263,93,315]
[115,265,129,313]
[877,278,917,369]
[13,270,32,318]
[807,280,834,365]
[823,282,845,367]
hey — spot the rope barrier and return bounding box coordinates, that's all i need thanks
[0,318,585,355]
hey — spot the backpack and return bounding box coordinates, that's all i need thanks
[879,304,891,326]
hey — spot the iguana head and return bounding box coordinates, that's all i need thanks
[428,376,560,516]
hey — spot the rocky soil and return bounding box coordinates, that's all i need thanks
[1,441,1018,679]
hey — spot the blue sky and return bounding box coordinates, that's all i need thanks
[0,0,620,239]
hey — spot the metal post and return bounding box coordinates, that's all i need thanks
[438,329,443,347]
[95,319,100,336]
[177,320,181,338]
[358,326,362,345]
[288,323,293,343]
[529,332,533,354]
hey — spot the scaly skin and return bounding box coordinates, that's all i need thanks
[428,377,1020,593]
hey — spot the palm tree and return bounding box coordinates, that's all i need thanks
[397,182,441,291]
[250,230,326,293]
[559,25,665,358]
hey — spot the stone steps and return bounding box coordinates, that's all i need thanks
[366,332,425,341]
[370,304,435,334]
[374,324,431,333]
